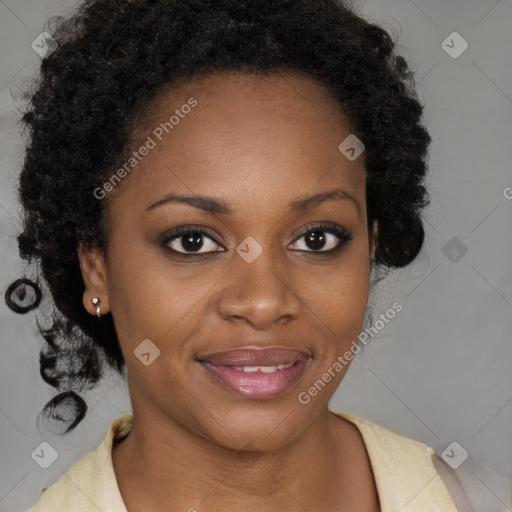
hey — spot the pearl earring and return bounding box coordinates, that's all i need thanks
[91,297,101,318]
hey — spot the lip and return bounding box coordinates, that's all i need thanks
[198,345,311,366]
[197,345,312,399]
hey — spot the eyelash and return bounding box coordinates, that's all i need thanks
[160,222,353,257]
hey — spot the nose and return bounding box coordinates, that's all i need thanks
[216,248,302,330]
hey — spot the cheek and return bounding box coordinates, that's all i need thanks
[302,265,368,330]
[306,234,370,302]
[105,240,210,348]
[296,248,370,349]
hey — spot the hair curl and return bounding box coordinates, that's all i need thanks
[14,0,431,433]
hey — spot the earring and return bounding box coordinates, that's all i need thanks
[91,297,101,318]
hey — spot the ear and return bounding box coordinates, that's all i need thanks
[369,219,378,263]
[77,242,110,316]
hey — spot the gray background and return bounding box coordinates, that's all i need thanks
[0,0,511,510]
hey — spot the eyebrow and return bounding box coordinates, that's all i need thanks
[146,188,360,216]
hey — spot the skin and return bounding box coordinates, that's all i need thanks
[78,71,380,512]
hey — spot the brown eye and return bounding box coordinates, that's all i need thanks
[162,227,225,255]
[288,223,353,253]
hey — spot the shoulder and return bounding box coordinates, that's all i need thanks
[331,411,473,510]
[433,453,512,512]
[332,411,512,511]
[24,449,100,511]
[25,414,133,512]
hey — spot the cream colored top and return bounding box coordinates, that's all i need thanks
[26,411,470,511]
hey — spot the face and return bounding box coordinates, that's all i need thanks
[80,71,376,450]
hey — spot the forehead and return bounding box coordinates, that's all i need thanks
[161,71,353,131]
[107,71,367,215]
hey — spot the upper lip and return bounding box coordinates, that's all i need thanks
[198,345,312,366]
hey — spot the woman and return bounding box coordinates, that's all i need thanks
[15,0,477,510]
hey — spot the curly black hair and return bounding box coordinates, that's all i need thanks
[13,0,431,434]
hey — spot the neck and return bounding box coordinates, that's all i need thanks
[112,402,378,511]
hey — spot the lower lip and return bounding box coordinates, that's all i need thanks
[198,359,309,399]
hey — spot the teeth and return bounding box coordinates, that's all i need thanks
[231,362,295,373]
[259,366,278,373]
[243,366,260,373]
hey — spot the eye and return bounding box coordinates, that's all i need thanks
[288,222,353,253]
[160,222,353,257]
[161,226,226,255]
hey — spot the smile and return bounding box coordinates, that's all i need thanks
[197,345,311,399]
[232,362,295,372]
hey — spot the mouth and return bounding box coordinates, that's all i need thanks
[197,346,312,399]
